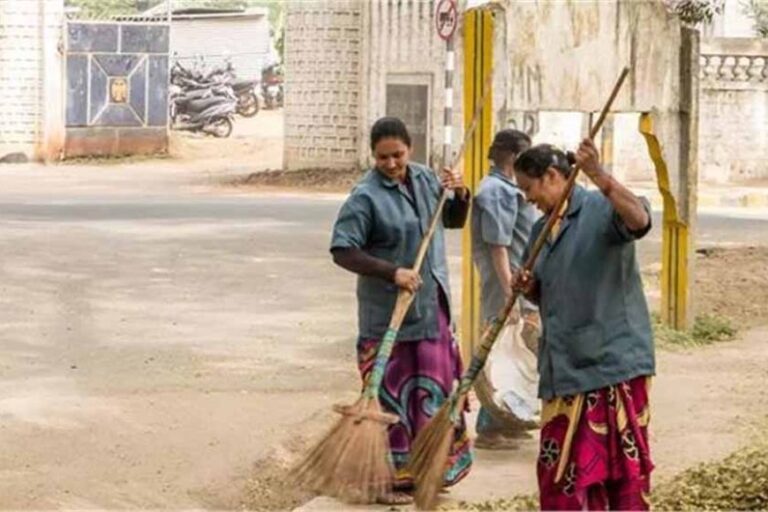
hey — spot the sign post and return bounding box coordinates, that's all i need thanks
[436,0,458,171]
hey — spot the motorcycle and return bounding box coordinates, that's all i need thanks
[170,86,236,138]
[171,58,258,118]
[261,64,283,110]
[232,79,259,117]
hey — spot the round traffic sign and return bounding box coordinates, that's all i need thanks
[435,0,458,41]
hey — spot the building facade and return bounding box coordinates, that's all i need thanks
[284,0,462,172]
[0,0,65,161]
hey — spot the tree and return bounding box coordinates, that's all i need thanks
[64,0,141,17]
[742,0,768,37]
[664,0,725,26]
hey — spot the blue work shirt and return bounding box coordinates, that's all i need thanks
[471,168,537,322]
[526,185,655,400]
[330,163,468,341]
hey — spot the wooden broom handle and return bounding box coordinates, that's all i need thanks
[524,66,630,268]
[387,72,495,329]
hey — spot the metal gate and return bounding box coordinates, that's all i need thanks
[64,11,170,158]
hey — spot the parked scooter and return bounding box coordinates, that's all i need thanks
[170,85,236,138]
[232,79,259,117]
[171,58,258,119]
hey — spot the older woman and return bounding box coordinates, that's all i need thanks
[330,117,473,504]
[513,139,655,510]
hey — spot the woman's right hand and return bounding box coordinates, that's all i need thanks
[511,269,538,298]
[394,268,422,293]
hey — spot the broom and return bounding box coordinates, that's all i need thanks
[292,72,495,504]
[408,66,632,510]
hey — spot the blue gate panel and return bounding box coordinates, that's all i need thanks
[66,55,88,126]
[68,23,118,53]
[94,105,143,127]
[148,56,169,127]
[89,60,108,124]
[94,54,141,77]
[121,25,170,54]
[130,60,148,123]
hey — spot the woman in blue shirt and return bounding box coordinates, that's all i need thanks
[330,117,472,504]
[513,139,655,510]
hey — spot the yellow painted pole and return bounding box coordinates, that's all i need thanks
[638,113,689,329]
[460,8,493,363]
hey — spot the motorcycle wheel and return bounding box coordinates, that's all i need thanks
[237,92,259,117]
[209,117,233,138]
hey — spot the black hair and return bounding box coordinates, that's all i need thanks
[488,129,531,166]
[370,117,412,151]
[514,144,576,179]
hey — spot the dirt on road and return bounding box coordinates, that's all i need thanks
[694,245,768,327]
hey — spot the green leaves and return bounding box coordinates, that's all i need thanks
[653,313,737,350]
[665,0,725,26]
[742,0,768,38]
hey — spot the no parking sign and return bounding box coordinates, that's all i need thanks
[435,0,458,41]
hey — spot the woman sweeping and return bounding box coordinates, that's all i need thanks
[513,139,655,510]
[329,117,473,505]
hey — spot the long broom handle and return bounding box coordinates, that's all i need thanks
[364,73,495,398]
[454,67,631,401]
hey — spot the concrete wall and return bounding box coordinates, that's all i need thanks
[284,0,461,172]
[283,0,363,171]
[698,38,768,183]
[361,0,462,170]
[500,1,683,114]
[0,0,65,161]
[496,0,693,197]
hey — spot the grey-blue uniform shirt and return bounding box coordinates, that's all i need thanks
[526,185,655,400]
[330,163,468,341]
[471,168,537,322]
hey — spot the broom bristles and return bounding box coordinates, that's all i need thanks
[293,396,398,504]
[408,394,467,510]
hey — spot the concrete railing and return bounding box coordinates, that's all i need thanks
[700,37,768,89]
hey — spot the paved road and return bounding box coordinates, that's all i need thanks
[0,180,766,508]
[0,194,766,250]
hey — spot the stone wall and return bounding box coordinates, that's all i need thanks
[0,0,64,161]
[698,38,768,183]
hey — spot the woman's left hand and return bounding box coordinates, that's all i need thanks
[440,167,468,199]
[575,138,605,182]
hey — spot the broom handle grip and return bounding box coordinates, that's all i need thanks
[364,73,495,397]
[455,66,630,397]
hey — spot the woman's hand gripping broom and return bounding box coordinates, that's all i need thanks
[407,66,631,510]
[292,74,496,505]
